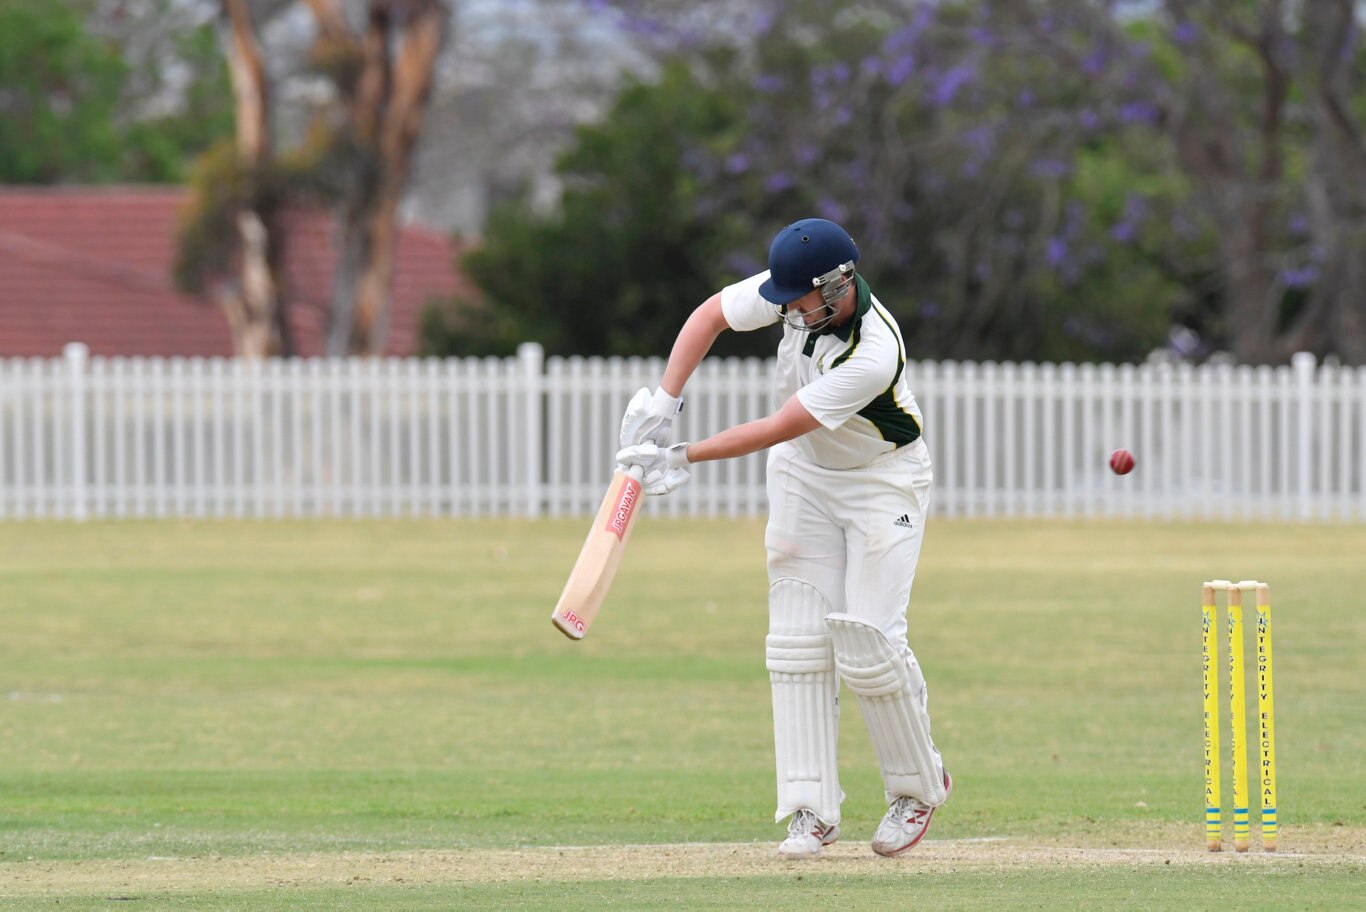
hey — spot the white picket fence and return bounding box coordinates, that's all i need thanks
[1,343,1364,521]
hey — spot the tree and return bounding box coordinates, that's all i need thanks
[1017,0,1366,364]
[0,0,125,182]
[91,0,238,182]
[175,0,303,358]
[0,0,230,183]
[428,0,1180,362]
[219,0,292,358]
[720,0,1183,362]
[1294,0,1366,363]
[178,0,448,357]
[442,0,1365,365]
[306,0,448,355]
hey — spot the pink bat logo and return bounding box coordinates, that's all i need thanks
[605,476,642,541]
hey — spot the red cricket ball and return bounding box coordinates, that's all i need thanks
[1109,449,1135,475]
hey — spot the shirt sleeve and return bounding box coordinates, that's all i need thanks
[720,271,781,332]
[796,333,898,430]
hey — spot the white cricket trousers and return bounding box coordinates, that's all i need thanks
[765,437,933,652]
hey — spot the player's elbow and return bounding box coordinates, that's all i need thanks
[691,293,730,338]
[769,397,822,445]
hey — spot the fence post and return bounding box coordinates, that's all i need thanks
[519,342,545,518]
[64,342,89,521]
[1292,351,1316,520]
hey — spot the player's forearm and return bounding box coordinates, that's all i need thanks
[686,418,787,463]
[660,294,727,397]
[685,396,821,464]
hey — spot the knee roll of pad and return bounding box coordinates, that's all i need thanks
[766,577,835,673]
[767,578,842,825]
[765,633,832,674]
[826,612,948,807]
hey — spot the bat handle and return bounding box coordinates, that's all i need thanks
[622,463,645,482]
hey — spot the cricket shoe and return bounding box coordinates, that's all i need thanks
[777,809,840,859]
[871,769,952,857]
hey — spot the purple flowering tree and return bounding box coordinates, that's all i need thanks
[997,0,1366,363]
[594,0,1186,360]
[462,0,1365,363]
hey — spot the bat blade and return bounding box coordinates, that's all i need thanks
[551,466,645,640]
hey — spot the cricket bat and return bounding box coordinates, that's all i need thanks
[551,465,645,640]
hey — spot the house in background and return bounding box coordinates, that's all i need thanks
[0,186,470,357]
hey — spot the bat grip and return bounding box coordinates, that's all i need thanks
[623,463,644,482]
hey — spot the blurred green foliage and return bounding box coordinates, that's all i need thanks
[0,0,230,184]
[0,0,126,182]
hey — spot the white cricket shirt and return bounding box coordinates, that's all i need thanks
[720,270,924,470]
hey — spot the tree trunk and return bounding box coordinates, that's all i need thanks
[220,0,289,359]
[1163,3,1291,364]
[1217,210,1279,364]
[1291,0,1366,365]
[317,0,448,356]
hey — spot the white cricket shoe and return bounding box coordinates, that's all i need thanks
[871,769,952,857]
[777,809,840,859]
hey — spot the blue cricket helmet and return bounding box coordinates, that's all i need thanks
[758,218,860,306]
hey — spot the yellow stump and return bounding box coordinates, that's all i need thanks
[1227,586,1250,852]
[1202,585,1222,852]
[1256,583,1278,852]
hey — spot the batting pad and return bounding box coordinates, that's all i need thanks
[826,613,948,807]
[767,578,843,826]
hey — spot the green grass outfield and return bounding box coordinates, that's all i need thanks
[0,517,1362,909]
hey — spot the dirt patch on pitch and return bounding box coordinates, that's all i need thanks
[3,836,1363,897]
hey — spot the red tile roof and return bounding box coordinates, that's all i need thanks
[0,186,469,357]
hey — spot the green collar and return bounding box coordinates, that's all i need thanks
[824,275,872,342]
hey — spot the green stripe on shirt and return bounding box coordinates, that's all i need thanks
[857,299,921,445]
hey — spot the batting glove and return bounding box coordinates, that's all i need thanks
[619,387,684,449]
[616,442,691,496]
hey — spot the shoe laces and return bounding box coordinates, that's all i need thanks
[890,795,932,826]
[788,809,822,837]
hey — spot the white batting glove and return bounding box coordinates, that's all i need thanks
[616,442,691,496]
[617,442,691,470]
[619,386,684,449]
[643,466,690,496]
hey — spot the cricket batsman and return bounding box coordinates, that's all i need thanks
[616,218,950,859]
